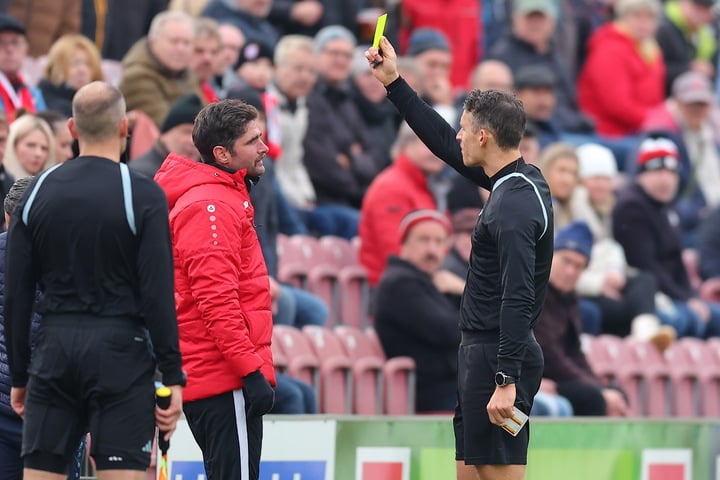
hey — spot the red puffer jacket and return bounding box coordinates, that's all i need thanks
[155,154,276,402]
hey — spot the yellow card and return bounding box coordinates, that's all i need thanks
[372,13,388,48]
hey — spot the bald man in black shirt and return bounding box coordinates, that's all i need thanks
[367,39,553,480]
[4,82,184,480]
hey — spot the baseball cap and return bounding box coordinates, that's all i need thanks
[514,0,558,17]
[0,14,25,35]
[515,64,556,89]
[672,71,715,104]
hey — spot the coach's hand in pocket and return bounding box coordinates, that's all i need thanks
[243,370,275,417]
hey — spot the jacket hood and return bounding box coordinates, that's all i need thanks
[154,153,248,210]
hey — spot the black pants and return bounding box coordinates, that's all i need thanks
[589,271,658,337]
[556,380,606,416]
[183,390,263,480]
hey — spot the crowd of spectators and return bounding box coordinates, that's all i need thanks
[1,0,720,419]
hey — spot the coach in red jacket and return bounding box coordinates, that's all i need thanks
[359,122,447,286]
[155,100,275,480]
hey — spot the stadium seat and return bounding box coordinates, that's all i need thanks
[272,325,321,406]
[277,235,319,288]
[623,338,671,417]
[318,235,358,267]
[334,325,385,414]
[664,343,700,417]
[587,335,641,416]
[365,327,417,415]
[301,326,354,414]
[271,338,288,374]
[677,337,720,417]
[338,265,372,328]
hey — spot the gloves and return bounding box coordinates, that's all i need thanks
[243,370,274,417]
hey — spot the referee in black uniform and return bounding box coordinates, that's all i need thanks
[367,39,553,480]
[4,82,185,480]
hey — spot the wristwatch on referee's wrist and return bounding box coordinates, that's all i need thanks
[494,371,517,387]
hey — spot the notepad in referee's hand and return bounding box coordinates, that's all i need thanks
[500,407,528,436]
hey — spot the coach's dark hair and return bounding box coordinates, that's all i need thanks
[4,176,34,216]
[192,100,258,164]
[463,89,526,150]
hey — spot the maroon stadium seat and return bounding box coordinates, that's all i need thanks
[277,235,319,288]
[272,325,321,405]
[337,265,372,328]
[365,327,417,415]
[301,326,354,414]
[676,337,720,417]
[334,325,385,414]
[622,338,671,417]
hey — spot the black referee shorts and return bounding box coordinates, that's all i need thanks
[22,315,156,473]
[454,331,543,466]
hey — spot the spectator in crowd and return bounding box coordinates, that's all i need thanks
[266,34,359,239]
[202,0,280,48]
[304,26,379,210]
[698,206,720,282]
[578,0,665,138]
[0,111,11,205]
[8,0,80,57]
[375,210,460,413]
[131,93,202,177]
[36,110,74,163]
[359,122,448,287]
[399,0,480,91]
[613,135,720,338]
[2,114,54,179]
[81,0,169,61]
[520,121,542,166]
[571,143,675,348]
[119,10,200,127]
[514,65,561,148]
[269,0,324,37]
[169,0,210,16]
[487,0,594,135]
[535,221,630,416]
[350,46,399,171]
[643,72,720,247]
[38,34,104,118]
[539,142,579,231]
[0,15,45,121]
[192,18,221,104]
[468,59,513,93]
[234,40,275,92]
[211,23,244,98]
[405,28,457,125]
[656,0,716,95]
[539,142,605,335]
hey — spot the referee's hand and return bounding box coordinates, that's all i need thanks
[486,385,516,425]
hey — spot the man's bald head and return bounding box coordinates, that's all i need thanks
[71,81,127,143]
[471,60,514,93]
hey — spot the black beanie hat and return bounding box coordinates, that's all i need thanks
[161,93,204,133]
[226,86,265,115]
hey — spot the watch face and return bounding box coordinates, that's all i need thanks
[495,372,505,386]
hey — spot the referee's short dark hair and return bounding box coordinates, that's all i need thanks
[463,89,526,151]
[192,99,259,164]
[4,175,34,216]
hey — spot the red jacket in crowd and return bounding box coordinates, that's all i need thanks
[154,154,276,402]
[578,23,665,137]
[399,0,481,90]
[359,154,438,286]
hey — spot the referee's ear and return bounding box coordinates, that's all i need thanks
[67,117,78,140]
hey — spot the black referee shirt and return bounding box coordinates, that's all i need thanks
[4,156,183,387]
[387,77,554,378]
